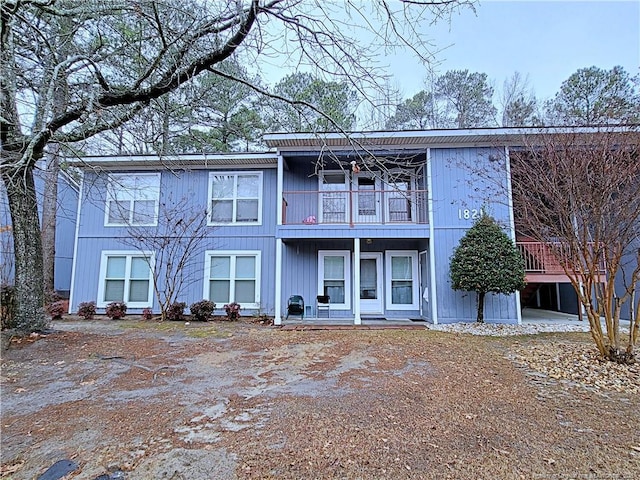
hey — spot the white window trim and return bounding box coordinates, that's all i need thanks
[104,173,160,227]
[207,171,263,226]
[385,250,419,310]
[96,250,155,308]
[318,250,351,310]
[203,250,261,309]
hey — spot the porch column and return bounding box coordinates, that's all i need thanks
[505,146,523,325]
[426,148,439,324]
[274,238,283,325]
[277,155,284,226]
[354,238,361,325]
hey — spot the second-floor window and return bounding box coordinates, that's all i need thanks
[105,173,160,226]
[209,172,262,225]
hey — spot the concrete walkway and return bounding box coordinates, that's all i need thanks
[521,307,582,325]
[280,308,632,331]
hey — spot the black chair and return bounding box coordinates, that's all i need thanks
[286,295,305,320]
[316,295,330,318]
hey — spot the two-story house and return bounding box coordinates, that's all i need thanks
[68,128,588,324]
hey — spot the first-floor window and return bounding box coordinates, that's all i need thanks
[98,251,154,307]
[385,251,419,310]
[205,251,261,308]
[318,250,351,309]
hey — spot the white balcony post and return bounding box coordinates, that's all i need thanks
[426,148,438,324]
[354,238,361,325]
[505,146,522,324]
[277,154,283,226]
[274,238,283,325]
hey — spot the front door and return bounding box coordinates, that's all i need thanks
[360,253,383,314]
[354,174,381,223]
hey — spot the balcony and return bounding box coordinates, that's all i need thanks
[516,241,606,282]
[281,189,428,226]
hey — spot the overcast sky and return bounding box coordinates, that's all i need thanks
[387,0,640,102]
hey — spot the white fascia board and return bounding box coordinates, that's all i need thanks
[67,152,279,169]
[264,125,635,150]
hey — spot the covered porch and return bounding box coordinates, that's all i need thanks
[273,237,430,326]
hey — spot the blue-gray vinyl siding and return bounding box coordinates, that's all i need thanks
[615,239,639,321]
[50,174,78,294]
[0,183,13,285]
[71,236,276,315]
[79,168,277,238]
[278,224,429,240]
[71,168,278,314]
[430,147,519,323]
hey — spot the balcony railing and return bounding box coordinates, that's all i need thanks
[282,189,428,226]
[516,241,606,274]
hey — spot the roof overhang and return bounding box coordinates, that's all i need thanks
[264,126,638,151]
[66,152,279,169]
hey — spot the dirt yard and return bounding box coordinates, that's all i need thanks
[1,319,639,479]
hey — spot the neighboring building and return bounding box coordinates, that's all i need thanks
[68,128,595,324]
[0,166,79,297]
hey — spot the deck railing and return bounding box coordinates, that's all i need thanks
[281,189,428,226]
[516,241,606,274]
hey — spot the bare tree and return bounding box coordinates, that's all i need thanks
[386,69,496,129]
[117,196,210,322]
[499,72,540,127]
[1,0,472,332]
[509,127,640,363]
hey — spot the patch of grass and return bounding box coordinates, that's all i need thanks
[120,320,232,338]
[186,327,228,338]
[120,321,177,332]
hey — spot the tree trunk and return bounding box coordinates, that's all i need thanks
[42,147,60,296]
[476,291,485,323]
[2,166,47,332]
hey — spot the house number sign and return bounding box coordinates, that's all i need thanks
[457,207,484,220]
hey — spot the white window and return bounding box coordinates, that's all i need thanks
[105,173,160,226]
[318,250,351,309]
[385,251,419,310]
[204,251,261,308]
[208,172,262,225]
[97,251,155,308]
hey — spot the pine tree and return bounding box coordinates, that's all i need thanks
[449,215,526,323]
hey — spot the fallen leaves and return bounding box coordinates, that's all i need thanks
[0,459,24,477]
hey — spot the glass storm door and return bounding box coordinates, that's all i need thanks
[320,172,348,223]
[354,174,381,223]
[360,253,383,314]
[385,173,414,223]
